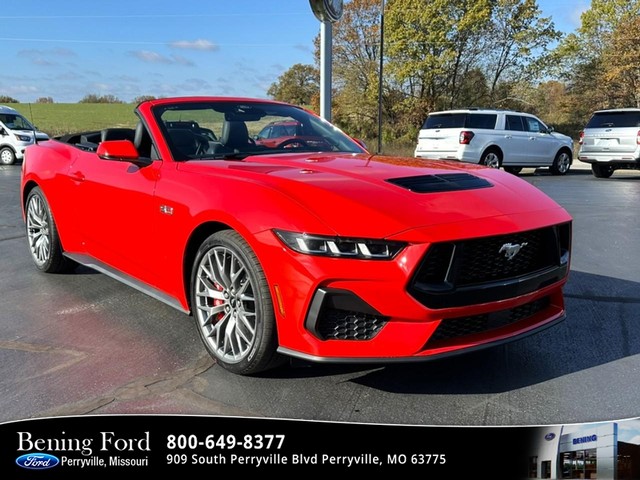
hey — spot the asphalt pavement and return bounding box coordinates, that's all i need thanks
[1,159,639,427]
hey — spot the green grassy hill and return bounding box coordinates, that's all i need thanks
[5,103,139,137]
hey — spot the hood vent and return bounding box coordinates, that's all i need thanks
[386,173,493,193]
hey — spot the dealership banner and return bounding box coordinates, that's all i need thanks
[0,414,536,478]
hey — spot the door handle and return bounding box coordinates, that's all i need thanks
[504,135,512,139]
[69,171,85,182]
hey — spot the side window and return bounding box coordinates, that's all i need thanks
[466,114,497,129]
[505,115,524,131]
[524,117,544,133]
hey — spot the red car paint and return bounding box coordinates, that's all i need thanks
[21,97,572,374]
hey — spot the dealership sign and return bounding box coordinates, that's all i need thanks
[573,434,598,445]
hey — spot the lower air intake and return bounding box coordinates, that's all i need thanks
[317,308,387,340]
[426,296,551,345]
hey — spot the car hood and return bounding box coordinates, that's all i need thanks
[14,129,50,140]
[550,131,572,143]
[177,152,570,239]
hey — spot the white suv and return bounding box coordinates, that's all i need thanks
[414,108,574,175]
[0,105,49,165]
[578,108,640,178]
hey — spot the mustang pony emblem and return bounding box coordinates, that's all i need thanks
[499,242,528,260]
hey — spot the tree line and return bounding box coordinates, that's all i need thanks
[1,94,157,105]
[268,0,640,142]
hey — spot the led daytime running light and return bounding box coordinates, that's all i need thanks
[274,230,405,260]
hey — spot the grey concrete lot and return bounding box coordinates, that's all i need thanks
[1,161,639,427]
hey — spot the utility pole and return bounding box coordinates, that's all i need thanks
[309,0,344,122]
[377,0,385,154]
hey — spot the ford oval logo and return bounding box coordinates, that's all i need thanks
[16,453,60,470]
[544,433,556,441]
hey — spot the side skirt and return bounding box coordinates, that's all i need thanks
[64,253,189,314]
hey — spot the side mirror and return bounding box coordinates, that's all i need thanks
[0,128,6,136]
[546,126,555,134]
[97,140,152,167]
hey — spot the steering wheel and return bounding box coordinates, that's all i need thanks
[276,138,310,149]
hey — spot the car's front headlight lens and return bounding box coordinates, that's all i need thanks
[16,134,31,142]
[274,230,406,260]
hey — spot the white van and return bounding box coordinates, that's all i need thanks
[0,105,49,165]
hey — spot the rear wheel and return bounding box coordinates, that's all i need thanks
[480,149,502,168]
[550,150,571,175]
[0,147,16,165]
[25,187,75,273]
[191,230,283,375]
[591,163,614,178]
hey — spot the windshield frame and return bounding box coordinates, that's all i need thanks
[151,100,367,161]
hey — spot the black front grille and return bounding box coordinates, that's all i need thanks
[409,223,571,309]
[426,296,551,345]
[456,229,550,285]
[317,309,387,340]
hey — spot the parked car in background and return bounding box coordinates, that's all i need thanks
[578,108,640,178]
[21,96,572,376]
[414,108,574,175]
[0,105,49,165]
[254,119,333,150]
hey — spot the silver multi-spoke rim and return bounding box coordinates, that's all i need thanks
[26,194,51,266]
[483,152,500,168]
[195,246,257,364]
[557,153,570,173]
[1,149,14,164]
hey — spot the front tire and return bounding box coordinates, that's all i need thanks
[25,187,75,273]
[591,163,614,178]
[550,150,571,175]
[0,147,16,165]
[191,230,282,375]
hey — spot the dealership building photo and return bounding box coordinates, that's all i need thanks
[528,419,640,479]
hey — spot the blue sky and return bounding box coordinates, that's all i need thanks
[0,0,589,103]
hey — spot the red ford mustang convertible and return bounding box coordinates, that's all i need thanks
[21,97,572,375]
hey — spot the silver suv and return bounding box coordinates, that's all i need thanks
[414,108,574,175]
[578,108,640,178]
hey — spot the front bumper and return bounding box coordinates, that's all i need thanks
[253,214,571,363]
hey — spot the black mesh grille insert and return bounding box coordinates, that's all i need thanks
[413,226,559,288]
[317,308,387,340]
[455,229,551,285]
[426,296,551,345]
[386,173,492,193]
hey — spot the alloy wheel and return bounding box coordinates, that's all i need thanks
[194,245,257,364]
[26,193,51,266]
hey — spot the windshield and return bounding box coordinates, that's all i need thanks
[0,113,34,131]
[152,100,366,161]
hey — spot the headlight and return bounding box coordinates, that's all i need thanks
[274,229,406,260]
[16,134,31,142]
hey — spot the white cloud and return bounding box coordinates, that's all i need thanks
[169,39,218,51]
[130,50,195,66]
